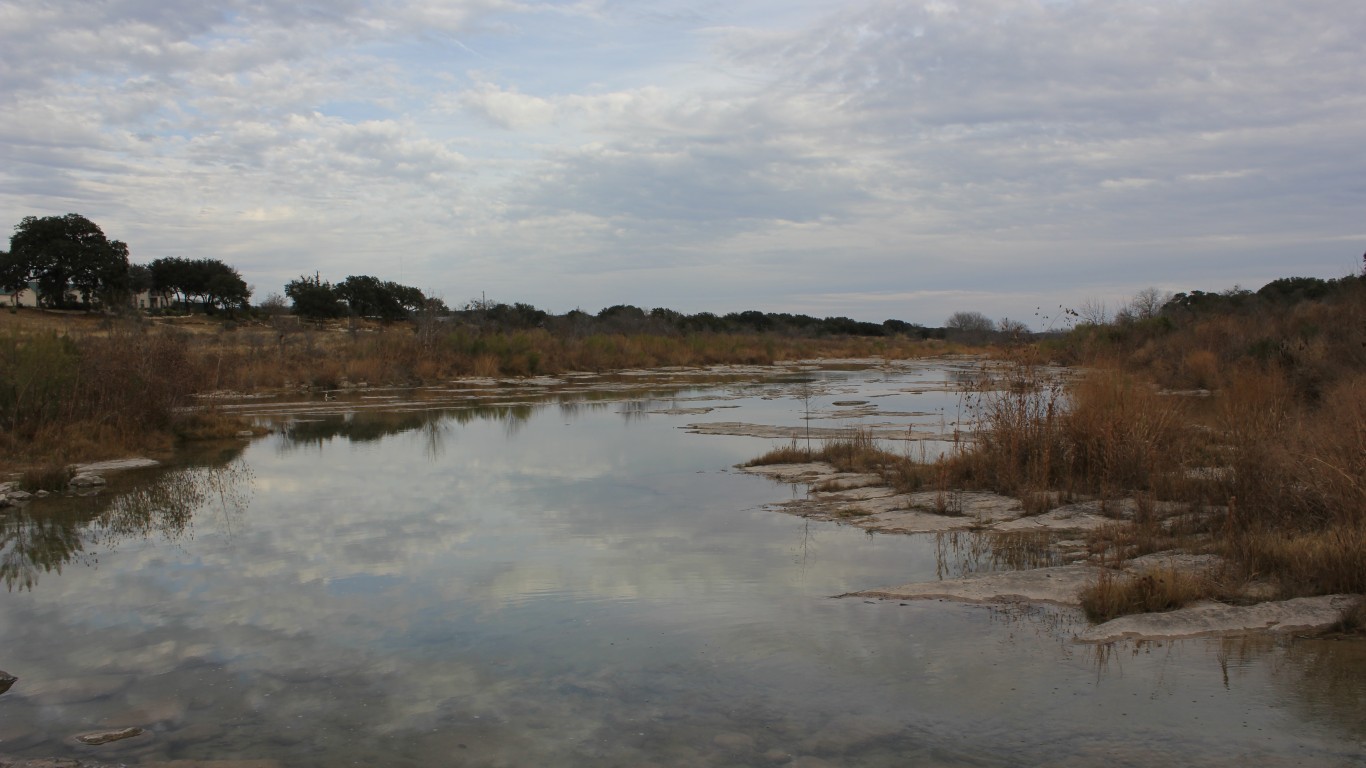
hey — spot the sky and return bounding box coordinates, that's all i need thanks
[1,0,1363,327]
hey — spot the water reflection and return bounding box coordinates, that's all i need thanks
[0,512,84,593]
[0,461,252,592]
[280,408,456,450]
[272,384,724,450]
[1,361,1362,767]
[933,529,1061,579]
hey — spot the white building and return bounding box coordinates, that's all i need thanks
[1,283,172,310]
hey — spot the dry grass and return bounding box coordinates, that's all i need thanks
[1079,566,1215,623]
[20,463,71,492]
[1224,526,1366,597]
[746,441,817,466]
[0,309,957,476]
[745,293,1365,622]
[1330,596,1366,635]
[746,430,902,475]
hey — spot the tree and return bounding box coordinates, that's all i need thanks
[285,274,345,319]
[0,249,22,299]
[6,214,130,308]
[203,266,252,312]
[1075,298,1109,326]
[945,310,995,343]
[1120,287,1172,322]
[257,292,290,316]
[335,275,427,322]
[997,317,1030,338]
[149,257,251,312]
[127,263,153,295]
[945,311,993,332]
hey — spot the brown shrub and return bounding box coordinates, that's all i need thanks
[1180,349,1221,389]
[1224,525,1366,597]
[1079,566,1214,623]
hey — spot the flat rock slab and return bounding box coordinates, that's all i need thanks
[142,754,284,759]
[69,458,160,473]
[858,508,980,533]
[1078,595,1358,643]
[855,565,1107,606]
[688,422,958,441]
[742,463,845,484]
[992,505,1113,532]
[743,463,1117,535]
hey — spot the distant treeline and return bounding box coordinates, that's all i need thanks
[1163,273,1364,317]
[446,301,943,339]
[277,273,945,339]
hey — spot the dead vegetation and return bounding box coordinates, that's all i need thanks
[0,308,954,477]
[749,272,1366,623]
[1078,566,1214,624]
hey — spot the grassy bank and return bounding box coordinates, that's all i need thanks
[747,274,1366,621]
[0,308,956,476]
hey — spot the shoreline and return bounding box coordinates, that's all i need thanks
[738,459,1364,642]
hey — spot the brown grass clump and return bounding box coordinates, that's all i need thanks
[1079,567,1214,623]
[1330,596,1366,635]
[21,463,71,492]
[946,362,1195,501]
[746,440,817,466]
[171,411,255,441]
[1224,527,1366,598]
[951,360,1068,494]
[746,430,898,475]
[0,327,208,470]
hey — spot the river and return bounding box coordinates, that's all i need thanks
[0,359,1361,766]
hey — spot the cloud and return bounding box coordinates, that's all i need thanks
[2,0,1363,323]
[458,80,558,129]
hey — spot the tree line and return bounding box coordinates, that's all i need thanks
[1,214,250,312]
[283,273,438,322]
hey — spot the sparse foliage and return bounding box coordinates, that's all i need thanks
[1076,298,1109,326]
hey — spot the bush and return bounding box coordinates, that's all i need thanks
[1079,567,1213,623]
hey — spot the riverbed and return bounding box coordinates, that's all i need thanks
[0,359,1362,766]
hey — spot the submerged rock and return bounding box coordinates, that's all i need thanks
[74,727,144,746]
[25,674,131,704]
[0,670,16,695]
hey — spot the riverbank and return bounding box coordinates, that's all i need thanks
[739,458,1364,641]
[0,308,958,478]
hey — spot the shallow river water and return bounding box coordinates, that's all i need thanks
[1,360,1362,767]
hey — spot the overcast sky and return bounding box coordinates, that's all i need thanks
[2,1,1362,326]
